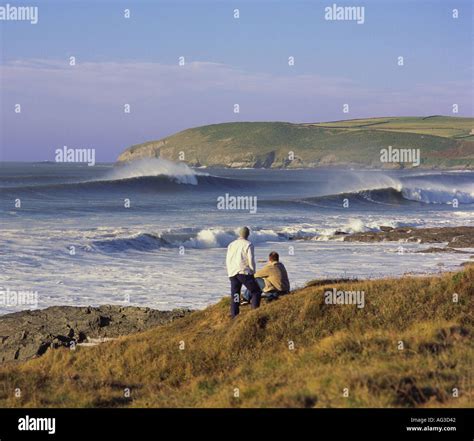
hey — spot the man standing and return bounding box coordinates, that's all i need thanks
[226,227,262,318]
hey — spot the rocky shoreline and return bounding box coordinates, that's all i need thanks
[1,227,471,365]
[0,305,192,364]
[341,226,474,251]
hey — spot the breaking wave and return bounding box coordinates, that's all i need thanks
[101,158,203,185]
[2,161,472,206]
[91,220,425,253]
[293,184,474,207]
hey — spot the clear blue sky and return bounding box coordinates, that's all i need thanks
[1,0,472,161]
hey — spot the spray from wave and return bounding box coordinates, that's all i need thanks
[299,171,474,205]
[102,158,204,185]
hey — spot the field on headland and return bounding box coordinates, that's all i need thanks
[0,265,472,408]
[117,116,474,169]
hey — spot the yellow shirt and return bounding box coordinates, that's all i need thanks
[255,261,290,293]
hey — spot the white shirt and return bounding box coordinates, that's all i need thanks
[226,238,256,277]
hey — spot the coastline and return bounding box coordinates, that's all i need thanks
[341,226,474,249]
[0,306,191,364]
[116,117,474,170]
[0,263,472,408]
[1,225,472,367]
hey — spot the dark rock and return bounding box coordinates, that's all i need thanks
[256,315,269,329]
[418,342,447,355]
[98,316,110,327]
[0,305,192,364]
[344,226,474,251]
[415,247,470,254]
[395,377,443,406]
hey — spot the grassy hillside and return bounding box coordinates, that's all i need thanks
[117,116,474,169]
[0,266,472,408]
[309,116,474,139]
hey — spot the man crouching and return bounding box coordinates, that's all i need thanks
[255,252,290,301]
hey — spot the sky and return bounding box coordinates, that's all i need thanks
[0,0,472,161]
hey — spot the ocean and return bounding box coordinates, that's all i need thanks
[0,160,473,314]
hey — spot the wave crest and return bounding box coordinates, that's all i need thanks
[105,158,203,185]
[90,221,425,253]
[298,184,474,206]
[401,186,474,204]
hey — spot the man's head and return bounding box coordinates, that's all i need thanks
[239,226,250,239]
[269,251,279,262]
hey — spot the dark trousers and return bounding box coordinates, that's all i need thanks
[229,274,262,318]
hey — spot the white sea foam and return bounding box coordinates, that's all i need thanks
[102,158,203,185]
[1,166,472,315]
[401,186,474,204]
[89,220,431,252]
[337,171,474,205]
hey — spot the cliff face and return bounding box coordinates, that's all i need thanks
[117,140,167,162]
[117,117,474,169]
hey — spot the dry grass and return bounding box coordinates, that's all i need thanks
[0,266,472,408]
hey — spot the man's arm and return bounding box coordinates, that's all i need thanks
[247,243,256,274]
[255,264,270,278]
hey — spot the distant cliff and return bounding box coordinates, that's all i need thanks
[117,116,474,169]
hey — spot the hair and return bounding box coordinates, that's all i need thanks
[239,226,250,239]
[269,251,279,262]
